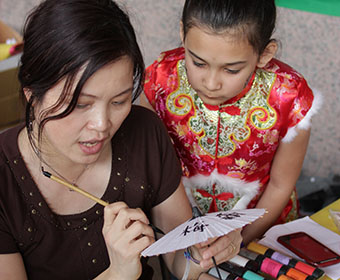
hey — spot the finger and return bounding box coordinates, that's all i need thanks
[103,201,129,229]
[125,220,155,241]
[199,230,242,267]
[197,237,218,248]
[127,235,155,260]
[129,223,155,250]
[114,207,150,231]
[119,222,155,256]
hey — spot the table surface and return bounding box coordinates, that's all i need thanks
[310,198,340,280]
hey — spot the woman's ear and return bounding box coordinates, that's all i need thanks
[257,41,278,68]
[23,88,32,102]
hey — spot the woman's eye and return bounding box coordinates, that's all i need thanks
[193,61,205,68]
[75,104,89,109]
[112,99,127,106]
[225,68,240,74]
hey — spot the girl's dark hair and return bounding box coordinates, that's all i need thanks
[19,0,144,146]
[181,0,276,55]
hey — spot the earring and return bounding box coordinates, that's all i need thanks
[28,121,33,132]
[28,105,35,132]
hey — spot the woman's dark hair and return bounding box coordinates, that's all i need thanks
[18,0,144,147]
[181,0,276,55]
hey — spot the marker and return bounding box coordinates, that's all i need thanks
[209,266,244,280]
[242,248,316,280]
[239,248,287,278]
[247,242,324,278]
[239,249,314,280]
[229,255,259,272]
[219,261,266,280]
[285,267,316,280]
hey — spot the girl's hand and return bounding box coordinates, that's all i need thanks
[102,202,155,280]
[194,228,242,269]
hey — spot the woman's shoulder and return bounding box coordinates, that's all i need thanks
[0,125,23,164]
[128,104,162,123]
[120,105,167,137]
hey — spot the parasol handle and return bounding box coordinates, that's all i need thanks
[192,206,203,218]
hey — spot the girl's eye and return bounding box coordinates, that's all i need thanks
[193,61,205,68]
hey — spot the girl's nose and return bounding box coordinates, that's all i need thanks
[203,71,222,91]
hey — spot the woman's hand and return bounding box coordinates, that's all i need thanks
[194,228,242,269]
[101,202,154,280]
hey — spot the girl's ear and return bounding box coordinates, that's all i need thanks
[179,21,185,45]
[257,41,278,68]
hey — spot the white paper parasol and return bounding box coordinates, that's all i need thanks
[142,208,266,257]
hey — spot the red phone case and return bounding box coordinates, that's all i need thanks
[277,231,340,267]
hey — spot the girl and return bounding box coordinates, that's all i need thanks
[0,0,241,279]
[141,0,321,244]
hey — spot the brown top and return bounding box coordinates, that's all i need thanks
[0,105,182,280]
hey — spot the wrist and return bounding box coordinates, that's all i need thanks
[184,247,209,279]
[184,247,200,264]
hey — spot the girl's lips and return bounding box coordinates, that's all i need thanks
[79,140,104,155]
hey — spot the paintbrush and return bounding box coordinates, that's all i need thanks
[41,167,165,235]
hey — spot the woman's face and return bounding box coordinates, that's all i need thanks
[182,26,260,106]
[35,56,134,166]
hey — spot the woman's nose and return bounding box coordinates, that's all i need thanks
[87,109,111,132]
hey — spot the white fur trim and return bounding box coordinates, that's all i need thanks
[182,170,260,210]
[282,88,323,143]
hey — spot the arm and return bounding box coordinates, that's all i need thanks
[151,182,242,279]
[242,128,311,244]
[0,253,28,280]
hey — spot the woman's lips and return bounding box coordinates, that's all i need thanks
[79,140,104,155]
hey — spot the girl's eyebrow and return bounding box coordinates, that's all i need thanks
[188,49,247,67]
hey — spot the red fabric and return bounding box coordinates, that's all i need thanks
[144,47,313,219]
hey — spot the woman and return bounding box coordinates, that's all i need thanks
[0,0,241,279]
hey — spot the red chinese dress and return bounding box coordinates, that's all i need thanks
[144,47,319,223]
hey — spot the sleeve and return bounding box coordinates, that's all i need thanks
[144,108,182,206]
[281,78,322,143]
[143,54,163,108]
[0,211,18,253]
[152,116,182,206]
[124,106,182,208]
[0,166,20,253]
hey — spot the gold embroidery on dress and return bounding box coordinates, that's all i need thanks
[166,60,278,158]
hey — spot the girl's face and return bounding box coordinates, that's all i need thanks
[182,26,261,106]
[35,56,134,166]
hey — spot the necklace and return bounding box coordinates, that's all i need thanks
[26,123,91,192]
[40,160,90,192]
[29,139,90,192]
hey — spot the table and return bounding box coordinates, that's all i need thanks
[310,198,340,280]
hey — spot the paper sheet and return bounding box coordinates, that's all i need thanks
[259,216,340,279]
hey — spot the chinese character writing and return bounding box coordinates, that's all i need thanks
[181,221,209,236]
[216,212,244,220]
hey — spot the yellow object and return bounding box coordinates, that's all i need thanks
[0,43,13,61]
[329,210,340,231]
[247,241,268,255]
[310,198,340,235]
[311,198,340,280]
